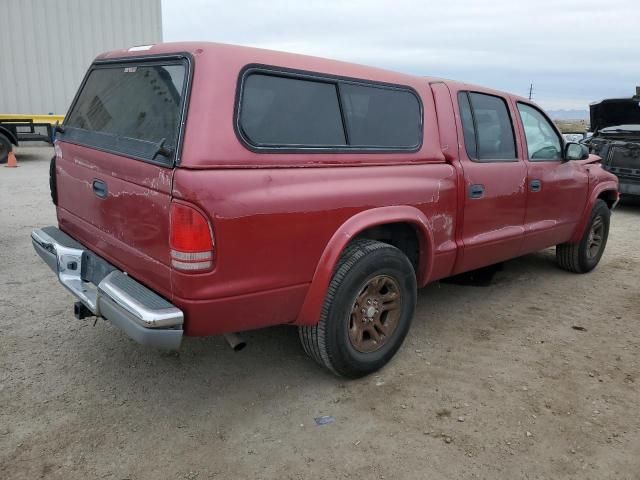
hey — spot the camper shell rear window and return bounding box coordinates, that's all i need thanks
[62,56,190,166]
[235,66,423,152]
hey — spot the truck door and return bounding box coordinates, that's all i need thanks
[453,91,528,273]
[514,101,589,253]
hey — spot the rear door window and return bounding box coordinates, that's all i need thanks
[458,92,477,158]
[459,91,517,161]
[64,59,188,165]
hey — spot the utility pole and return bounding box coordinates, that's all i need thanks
[528,83,534,100]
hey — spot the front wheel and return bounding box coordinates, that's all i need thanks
[299,239,417,378]
[556,199,610,273]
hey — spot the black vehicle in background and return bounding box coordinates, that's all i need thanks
[586,90,640,197]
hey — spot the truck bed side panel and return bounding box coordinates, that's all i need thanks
[171,163,457,335]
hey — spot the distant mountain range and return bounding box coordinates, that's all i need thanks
[546,109,589,121]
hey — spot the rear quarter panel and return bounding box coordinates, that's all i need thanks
[172,164,458,335]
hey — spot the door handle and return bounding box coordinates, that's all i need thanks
[469,184,485,199]
[530,179,542,192]
[92,179,108,199]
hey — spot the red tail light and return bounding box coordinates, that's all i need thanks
[169,202,214,271]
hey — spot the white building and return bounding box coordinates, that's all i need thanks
[0,0,162,115]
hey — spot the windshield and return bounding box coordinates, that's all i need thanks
[64,60,187,164]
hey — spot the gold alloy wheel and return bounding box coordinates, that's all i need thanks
[348,275,402,353]
[587,215,605,259]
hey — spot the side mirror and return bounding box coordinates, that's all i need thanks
[564,142,589,161]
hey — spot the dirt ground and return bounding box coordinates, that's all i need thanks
[1,146,639,480]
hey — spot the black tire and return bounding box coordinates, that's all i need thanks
[556,199,610,273]
[299,239,417,378]
[0,133,12,164]
[49,155,57,205]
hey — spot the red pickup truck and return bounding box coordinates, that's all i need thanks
[32,42,618,377]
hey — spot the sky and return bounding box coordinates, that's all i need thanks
[162,0,639,113]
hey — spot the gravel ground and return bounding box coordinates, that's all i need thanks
[1,146,639,480]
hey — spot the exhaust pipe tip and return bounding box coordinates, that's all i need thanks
[224,333,247,351]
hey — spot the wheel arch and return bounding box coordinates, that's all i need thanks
[295,206,434,326]
[569,181,618,243]
[597,189,618,209]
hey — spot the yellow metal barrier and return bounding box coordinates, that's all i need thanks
[0,114,64,124]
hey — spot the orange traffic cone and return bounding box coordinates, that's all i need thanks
[5,151,18,168]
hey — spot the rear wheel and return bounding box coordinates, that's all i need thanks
[299,239,417,378]
[0,133,12,164]
[556,199,610,273]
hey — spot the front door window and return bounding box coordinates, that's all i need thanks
[517,103,562,161]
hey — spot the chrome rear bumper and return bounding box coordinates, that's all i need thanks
[31,227,183,349]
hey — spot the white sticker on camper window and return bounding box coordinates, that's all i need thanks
[128,45,153,52]
[124,67,137,73]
